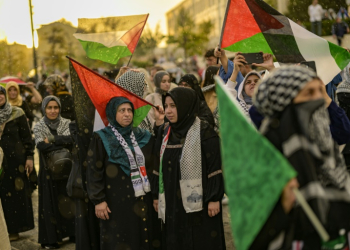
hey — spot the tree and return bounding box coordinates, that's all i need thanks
[135,23,164,57]
[167,8,213,64]
[265,0,277,9]
[287,0,346,22]
[0,40,29,77]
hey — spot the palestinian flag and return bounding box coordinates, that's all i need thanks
[68,57,153,127]
[220,0,350,84]
[73,14,149,64]
[215,76,296,250]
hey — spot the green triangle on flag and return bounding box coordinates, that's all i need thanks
[215,76,296,250]
[68,56,152,127]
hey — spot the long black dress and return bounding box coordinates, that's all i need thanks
[37,128,75,244]
[86,133,161,250]
[151,121,225,250]
[0,113,34,234]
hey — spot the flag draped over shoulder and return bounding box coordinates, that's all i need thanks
[68,57,153,127]
[73,14,149,64]
[215,76,296,250]
[219,0,350,84]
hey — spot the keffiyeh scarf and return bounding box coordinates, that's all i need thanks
[109,124,151,197]
[33,117,71,145]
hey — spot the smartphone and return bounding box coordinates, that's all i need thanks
[240,52,264,65]
[300,61,317,73]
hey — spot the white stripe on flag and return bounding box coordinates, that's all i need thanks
[93,110,105,132]
[289,19,341,84]
[73,31,128,48]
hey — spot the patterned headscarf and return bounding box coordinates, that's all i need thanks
[0,86,12,125]
[254,65,317,118]
[336,63,350,94]
[115,71,146,98]
[154,71,170,95]
[5,81,22,106]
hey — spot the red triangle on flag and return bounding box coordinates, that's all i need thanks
[121,14,149,53]
[68,57,153,126]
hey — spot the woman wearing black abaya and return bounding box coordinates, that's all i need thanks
[0,86,34,241]
[33,96,75,249]
[86,97,162,250]
[178,74,215,127]
[151,87,225,250]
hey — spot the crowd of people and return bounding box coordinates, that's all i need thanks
[2,29,350,250]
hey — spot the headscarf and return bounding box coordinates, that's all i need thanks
[0,86,12,125]
[154,71,170,95]
[254,65,317,118]
[336,63,350,94]
[254,65,350,239]
[42,95,61,130]
[115,71,146,98]
[179,74,215,127]
[44,74,71,96]
[96,97,151,176]
[5,81,22,106]
[179,74,205,101]
[163,88,199,138]
[202,65,220,88]
[239,71,262,106]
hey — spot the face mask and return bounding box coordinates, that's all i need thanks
[293,99,326,136]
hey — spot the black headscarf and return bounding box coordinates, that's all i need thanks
[203,66,220,88]
[163,88,199,138]
[42,95,61,130]
[154,71,170,95]
[179,74,215,127]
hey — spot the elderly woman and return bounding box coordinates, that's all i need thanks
[151,88,225,250]
[86,97,163,250]
[33,96,75,249]
[0,86,34,241]
[145,71,171,126]
[251,66,350,249]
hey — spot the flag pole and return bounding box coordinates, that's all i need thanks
[293,188,330,242]
[217,0,231,64]
[126,14,150,67]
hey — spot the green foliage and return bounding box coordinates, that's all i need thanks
[167,8,214,61]
[265,0,277,9]
[0,40,29,77]
[135,23,164,57]
[287,0,347,22]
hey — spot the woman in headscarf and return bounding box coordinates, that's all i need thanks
[145,71,171,126]
[86,97,163,250]
[44,74,75,121]
[33,96,75,249]
[151,87,225,250]
[252,66,350,249]
[178,74,215,127]
[226,54,262,118]
[337,63,350,165]
[115,70,155,134]
[201,66,220,112]
[0,86,35,241]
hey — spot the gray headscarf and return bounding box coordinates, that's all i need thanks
[0,86,12,125]
[336,63,350,94]
[115,71,146,98]
[42,95,61,130]
[254,65,317,118]
[154,71,170,95]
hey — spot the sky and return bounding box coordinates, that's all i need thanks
[0,0,183,48]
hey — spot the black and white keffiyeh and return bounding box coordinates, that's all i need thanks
[115,71,146,99]
[254,65,317,118]
[108,124,151,197]
[337,63,350,94]
[33,117,71,145]
[0,102,12,125]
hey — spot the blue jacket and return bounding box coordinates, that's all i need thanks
[219,60,244,84]
[249,101,350,145]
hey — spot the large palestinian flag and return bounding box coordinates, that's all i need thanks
[73,14,149,64]
[68,57,153,127]
[220,0,350,84]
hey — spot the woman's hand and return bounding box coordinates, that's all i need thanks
[25,159,33,176]
[233,53,247,72]
[44,138,49,143]
[153,199,159,213]
[208,201,220,217]
[115,66,129,81]
[281,178,299,214]
[154,105,165,126]
[252,53,275,71]
[95,201,111,220]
